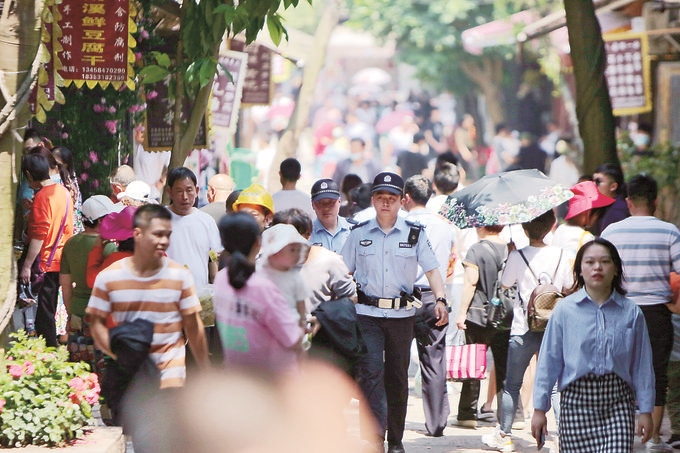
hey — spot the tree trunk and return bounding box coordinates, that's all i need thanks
[268,0,342,192]
[0,0,45,336]
[460,58,506,130]
[564,0,618,174]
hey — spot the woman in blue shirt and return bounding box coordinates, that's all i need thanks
[531,238,654,452]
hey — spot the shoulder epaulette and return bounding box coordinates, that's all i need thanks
[346,217,358,225]
[404,219,423,229]
[350,220,369,230]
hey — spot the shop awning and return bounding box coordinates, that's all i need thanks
[462,10,539,55]
[461,0,640,54]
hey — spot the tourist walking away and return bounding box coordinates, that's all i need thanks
[213,212,308,372]
[200,173,235,224]
[482,209,573,452]
[602,174,680,452]
[60,195,120,362]
[532,238,654,452]
[455,225,510,428]
[19,152,74,347]
[272,157,315,220]
[403,175,456,437]
[341,172,449,453]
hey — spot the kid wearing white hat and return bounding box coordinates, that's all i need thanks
[258,223,311,325]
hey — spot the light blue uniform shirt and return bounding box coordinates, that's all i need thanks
[341,216,439,319]
[310,216,351,254]
[533,288,655,413]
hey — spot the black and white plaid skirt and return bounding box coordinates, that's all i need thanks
[560,373,635,452]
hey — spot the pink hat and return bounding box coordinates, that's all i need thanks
[99,206,137,241]
[565,181,616,220]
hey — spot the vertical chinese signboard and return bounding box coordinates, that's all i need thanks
[144,81,208,151]
[34,0,137,121]
[230,41,273,105]
[604,32,652,116]
[211,51,248,135]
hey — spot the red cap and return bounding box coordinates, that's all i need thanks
[565,181,615,220]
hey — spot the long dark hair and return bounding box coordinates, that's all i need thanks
[571,237,626,295]
[218,212,261,289]
[52,146,78,203]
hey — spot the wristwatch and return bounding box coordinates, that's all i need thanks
[436,297,452,312]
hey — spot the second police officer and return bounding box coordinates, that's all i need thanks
[341,172,449,453]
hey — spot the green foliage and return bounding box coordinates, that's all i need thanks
[618,134,680,223]
[0,331,100,447]
[346,0,513,95]
[50,84,138,199]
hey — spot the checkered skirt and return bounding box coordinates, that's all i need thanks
[559,373,635,452]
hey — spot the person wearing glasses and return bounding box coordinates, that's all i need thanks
[592,163,629,235]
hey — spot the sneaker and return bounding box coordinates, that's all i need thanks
[478,407,496,421]
[455,419,477,428]
[647,439,674,452]
[482,428,514,452]
[668,434,680,449]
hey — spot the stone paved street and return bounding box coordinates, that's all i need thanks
[344,372,666,452]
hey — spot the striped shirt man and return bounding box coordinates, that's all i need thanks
[87,257,201,388]
[602,216,680,305]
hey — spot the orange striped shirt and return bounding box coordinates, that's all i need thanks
[86,257,201,388]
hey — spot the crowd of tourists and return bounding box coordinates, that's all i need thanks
[13,121,680,453]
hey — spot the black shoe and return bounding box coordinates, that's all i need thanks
[387,443,405,453]
[668,434,680,449]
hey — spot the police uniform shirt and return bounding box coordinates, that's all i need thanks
[341,216,439,319]
[310,216,351,254]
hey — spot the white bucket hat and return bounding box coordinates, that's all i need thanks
[260,223,310,264]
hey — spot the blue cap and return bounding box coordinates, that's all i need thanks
[371,172,403,195]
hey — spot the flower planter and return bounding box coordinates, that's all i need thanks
[7,427,124,452]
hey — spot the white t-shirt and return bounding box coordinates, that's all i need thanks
[166,208,223,291]
[551,224,594,266]
[272,189,315,220]
[501,245,573,335]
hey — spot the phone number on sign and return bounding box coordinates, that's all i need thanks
[80,73,126,81]
[81,67,126,74]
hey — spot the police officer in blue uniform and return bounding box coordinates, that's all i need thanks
[342,172,449,453]
[309,178,352,253]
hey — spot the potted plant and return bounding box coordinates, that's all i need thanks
[0,330,100,448]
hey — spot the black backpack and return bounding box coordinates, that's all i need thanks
[481,241,515,330]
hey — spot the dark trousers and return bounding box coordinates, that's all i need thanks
[457,321,510,422]
[640,303,673,406]
[356,314,414,446]
[415,293,450,436]
[36,271,60,347]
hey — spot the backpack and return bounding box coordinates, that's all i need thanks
[481,241,514,331]
[518,249,564,332]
